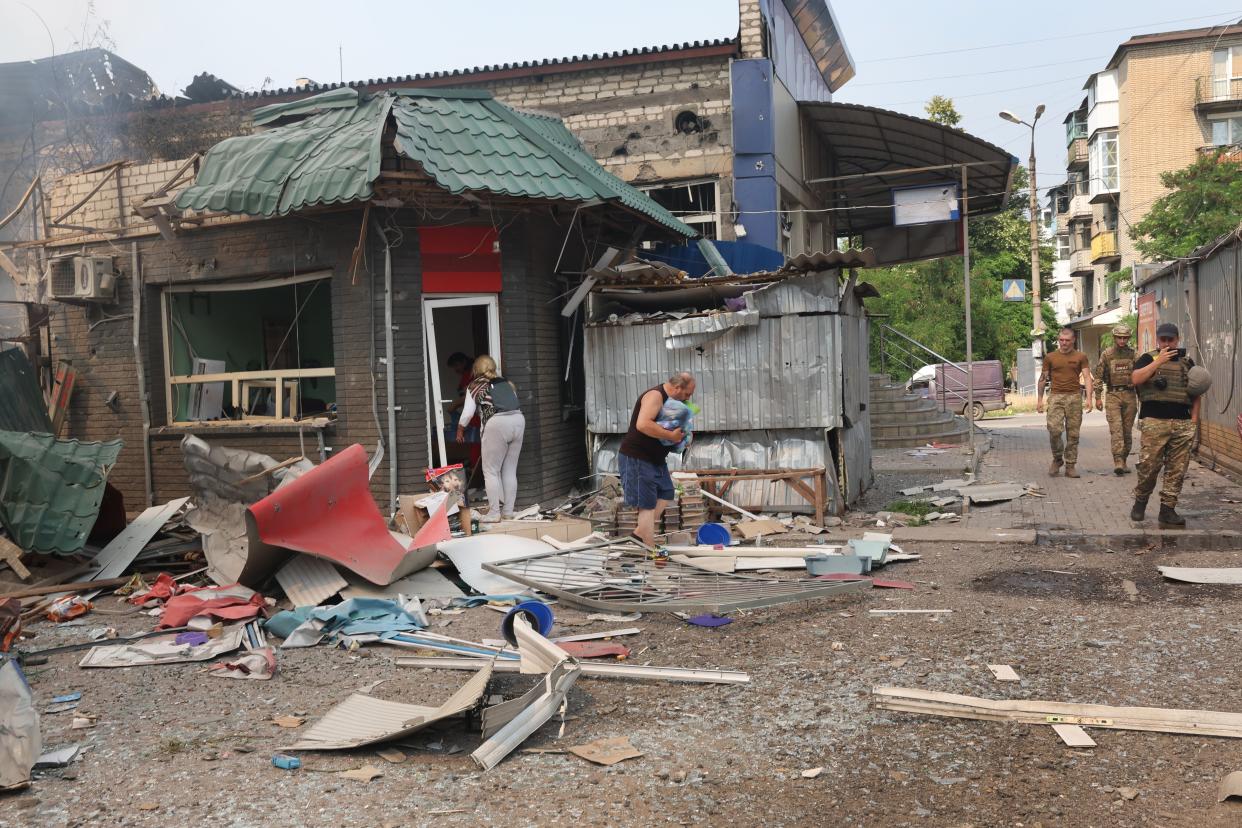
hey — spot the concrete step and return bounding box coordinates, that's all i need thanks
[869,396,941,415]
[869,385,916,401]
[870,410,959,429]
[870,415,963,438]
[872,422,970,448]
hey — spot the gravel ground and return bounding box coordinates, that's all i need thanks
[8,535,1242,827]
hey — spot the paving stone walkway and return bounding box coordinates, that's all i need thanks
[963,413,1242,534]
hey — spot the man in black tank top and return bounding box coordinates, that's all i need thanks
[618,371,696,546]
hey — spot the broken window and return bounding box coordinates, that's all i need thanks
[639,179,720,240]
[162,274,335,425]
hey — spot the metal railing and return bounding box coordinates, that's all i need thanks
[1196,75,1242,104]
[874,322,981,419]
[1067,137,1088,168]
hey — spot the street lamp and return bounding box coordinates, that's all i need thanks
[1000,105,1046,370]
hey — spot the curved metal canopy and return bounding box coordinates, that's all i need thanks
[801,102,1018,235]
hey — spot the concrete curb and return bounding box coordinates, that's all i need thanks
[1039,529,1242,550]
[890,527,1037,545]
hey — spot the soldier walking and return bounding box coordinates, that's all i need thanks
[1093,324,1138,475]
[1037,327,1094,477]
[1129,323,1203,527]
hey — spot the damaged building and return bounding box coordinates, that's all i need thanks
[2,87,697,514]
[0,0,1015,522]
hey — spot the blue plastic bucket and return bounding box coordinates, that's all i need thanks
[500,600,555,646]
[695,522,732,546]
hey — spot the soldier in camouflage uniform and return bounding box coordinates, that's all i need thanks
[1093,324,1138,475]
[1129,323,1201,528]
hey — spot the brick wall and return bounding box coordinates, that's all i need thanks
[738,0,765,59]
[1117,40,1232,267]
[49,206,590,512]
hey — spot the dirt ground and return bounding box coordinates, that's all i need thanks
[8,535,1242,828]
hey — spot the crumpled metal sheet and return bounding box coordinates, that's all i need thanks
[592,430,830,512]
[181,434,312,586]
[662,309,758,349]
[247,444,442,586]
[743,270,841,316]
[0,430,122,555]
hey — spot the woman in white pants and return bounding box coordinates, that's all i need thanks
[455,355,524,522]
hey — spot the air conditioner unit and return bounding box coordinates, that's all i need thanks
[45,256,76,300]
[73,256,115,301]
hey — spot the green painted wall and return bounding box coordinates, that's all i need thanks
[168,279,335,419]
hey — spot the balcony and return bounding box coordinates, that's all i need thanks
[1199,144,1242,163]
[1090,230,1119,262]
[1068,193,1092,221]
[1195,75,1242,112]
[1066,137,1088,169]
[1070,248,1093,276]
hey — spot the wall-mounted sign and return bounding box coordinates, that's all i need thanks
[893,184,960,227]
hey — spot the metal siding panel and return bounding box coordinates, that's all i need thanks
[1193,253,1241,460]
[585,315,841,433]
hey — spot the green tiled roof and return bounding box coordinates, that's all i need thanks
[176,88,695,237]
[0,430,123,555]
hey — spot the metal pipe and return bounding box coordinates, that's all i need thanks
[131,242,154,506]
[961,166,975,460]
[382,229,398,515]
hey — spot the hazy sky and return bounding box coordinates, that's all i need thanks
[3,0,1241,198]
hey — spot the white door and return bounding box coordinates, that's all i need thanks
[422,295,502,468]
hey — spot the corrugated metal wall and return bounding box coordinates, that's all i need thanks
[837,287,874,502]
[1141,242,1242,479]
[584,314,842,433]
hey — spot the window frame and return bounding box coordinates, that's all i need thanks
[160,271,336,427]
[1208,111,1242,146]
[1089,130,1119,195]
[638,178,722,241]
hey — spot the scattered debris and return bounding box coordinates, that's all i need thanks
[288,665,492,750]
[1121,579,1139,601]
[338,764,384,783]
[868,609,952,615]
[275,555,348,608]
[686,614,732,628]
[482,538,871,612]
[568,736,644,766]
[271,754,301,770]
[1051,724,1097,748]
[34,744,81,768]
[0,658,39,789]
[987,664,1021,682]
[270,716,306,729]
[801,767,824,779]
[1158,567,1242,585]
[873,686,1242,738]
[79,624,249,668]
[1218,771,1242,802]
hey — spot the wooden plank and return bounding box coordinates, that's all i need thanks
[873,686,1242,738]
[0,536,31,581]
[396,656,750,685]
[987,664,1021,682]
[2,576,133,600]
[1051,724,1097,747]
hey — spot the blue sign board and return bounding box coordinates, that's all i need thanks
[1002,279,1026,302]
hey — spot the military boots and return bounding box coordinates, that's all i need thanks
[1158,505,1186,528]
[1130,499,1147,521]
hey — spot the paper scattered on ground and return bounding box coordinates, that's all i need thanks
[338,764,384,782]
[987,664,1021,682]
[568,736,644,766]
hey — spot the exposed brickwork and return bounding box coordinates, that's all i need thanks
[738,0,765,60]
[48,207,591,511]
[1115,40,1229,268]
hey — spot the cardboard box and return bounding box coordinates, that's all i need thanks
[481,516,593,543]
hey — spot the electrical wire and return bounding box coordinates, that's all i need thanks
[861,12,1241,63]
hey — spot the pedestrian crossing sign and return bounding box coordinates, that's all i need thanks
[1003,279,1026,302]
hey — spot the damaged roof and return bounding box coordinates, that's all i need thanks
[175,88,696,237]
[0,430,123,555]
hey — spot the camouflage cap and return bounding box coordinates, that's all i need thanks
[1111,324,1131,338]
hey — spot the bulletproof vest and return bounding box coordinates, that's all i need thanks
[1105,346,1135,388]
[489,378,521,412]
[1137,353,1190,405]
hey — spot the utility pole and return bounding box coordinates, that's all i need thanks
[1000,105,1046,380]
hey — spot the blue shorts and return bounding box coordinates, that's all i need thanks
[619,454,675,510]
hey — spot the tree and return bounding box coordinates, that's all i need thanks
[1130,150,1242,260]
[870,97,1057,380]
[925,96,961,127]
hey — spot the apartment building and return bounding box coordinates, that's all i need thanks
[1049,22,1242,357]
